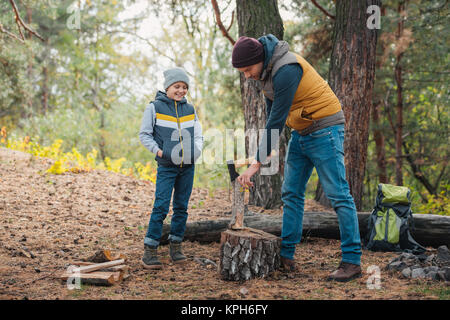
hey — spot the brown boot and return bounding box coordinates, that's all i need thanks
[280,257,297,273]
[327,261,362,282]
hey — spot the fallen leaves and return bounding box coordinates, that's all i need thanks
[0,147,447,300]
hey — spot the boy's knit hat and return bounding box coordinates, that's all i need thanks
[163,67,190,90]
[232,36,264,68]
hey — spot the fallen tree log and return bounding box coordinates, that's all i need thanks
[160,211,450,247]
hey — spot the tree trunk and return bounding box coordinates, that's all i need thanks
[219,228,281,281]
[314,180,332,208]
[40,35,51,115]
[236,0,286,209]
[163,212,450,248]
[394,1,405,186]
[25,5,33,116]
[402,141,436,196]
[41,64,49,114]
[372,101,388,183]
[99,108,106,161]
[327,0,380,210]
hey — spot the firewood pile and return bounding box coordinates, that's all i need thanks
[60,250,129,286]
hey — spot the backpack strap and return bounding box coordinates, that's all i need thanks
[408,208,415,231]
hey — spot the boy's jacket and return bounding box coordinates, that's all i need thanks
[139,91,203,167]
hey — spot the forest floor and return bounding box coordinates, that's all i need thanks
[0,147,448,300]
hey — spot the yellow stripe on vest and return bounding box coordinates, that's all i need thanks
[156,113,195,123]
[156,113,177,122]
[179,114,195,122]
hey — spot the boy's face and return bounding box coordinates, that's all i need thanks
[166,82,188,101]
[237,62,263,80]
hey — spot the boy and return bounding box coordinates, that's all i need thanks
[139,67,203,269]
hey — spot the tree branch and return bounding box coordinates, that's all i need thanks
[118,30,177,64]
[227,10,235,32]
[211,0,235,45]
[0,23,25,43]
[382,86,396,135]
[433,162,448,191]
[311,0,335,20]
[8,0,45,42]
[402,140,437,195]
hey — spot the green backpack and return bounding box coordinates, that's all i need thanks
[365,184,426,254]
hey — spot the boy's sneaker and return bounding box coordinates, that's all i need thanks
[169,241,187,263]
[141,245,163,269]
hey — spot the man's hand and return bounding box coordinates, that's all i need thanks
[157,150,163,158]
[237,162,261,189]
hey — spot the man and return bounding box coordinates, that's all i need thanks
[232,34,362,282]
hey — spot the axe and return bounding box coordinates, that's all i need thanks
[226,151,277,230]
[226,158,251,230]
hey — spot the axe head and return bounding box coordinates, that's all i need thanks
[226,160,239,182]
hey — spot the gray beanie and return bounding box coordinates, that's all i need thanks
[163,67,190,90]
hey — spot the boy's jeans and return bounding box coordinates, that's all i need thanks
[280,124,362,265]
[144,164,195,247]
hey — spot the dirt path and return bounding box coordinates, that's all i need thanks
[0,147,447,300]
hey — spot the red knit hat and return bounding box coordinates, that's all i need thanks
[232,36,264,68]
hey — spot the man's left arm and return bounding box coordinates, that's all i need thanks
[238,63,302,188]
[256,63,303,163]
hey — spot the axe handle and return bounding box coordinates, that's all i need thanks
[233,150,277,169]
[234,157,255,169]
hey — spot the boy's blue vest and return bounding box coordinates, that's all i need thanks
[151,91,198,167]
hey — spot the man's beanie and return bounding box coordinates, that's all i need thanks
[163,67,190,90]
[232,36,264,68]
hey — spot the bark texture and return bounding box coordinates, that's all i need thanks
[327,0,381,210]
[219,228,281,281]
[236,0,287,209]
[394,1,405,186]
[372,102,388,183]
[314,181,332,208]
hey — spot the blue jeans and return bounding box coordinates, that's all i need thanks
[281,124,362,265]
[144,164,195,247]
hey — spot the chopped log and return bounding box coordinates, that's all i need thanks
[70,261,129,272]
[86,250,126,263]
[219,227,281,281]
[60,271,120,286]
[70,261,100,266]
[161,212,450,247]
[76,259,125,273]
[228,180,245,230]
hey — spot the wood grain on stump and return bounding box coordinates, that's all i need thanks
[219,227,281,281]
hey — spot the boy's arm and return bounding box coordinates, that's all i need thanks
[139,103,161,155]
[193,108,203,158]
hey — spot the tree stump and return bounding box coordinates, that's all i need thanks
[219,227,281,281]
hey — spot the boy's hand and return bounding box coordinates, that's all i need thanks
[237,162,261,189]
[157,150,163,158]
